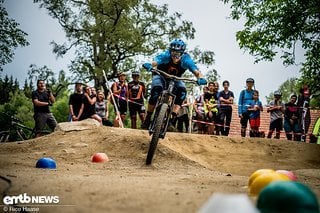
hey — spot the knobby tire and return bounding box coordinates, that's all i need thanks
[146,103,169,165]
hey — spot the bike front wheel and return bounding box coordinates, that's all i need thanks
[146,103,170,165]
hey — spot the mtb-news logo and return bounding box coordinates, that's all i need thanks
[2,193,59,212]
[3,193,59,205]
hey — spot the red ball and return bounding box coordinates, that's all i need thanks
[91,153,109,163]
[276,170,297,181]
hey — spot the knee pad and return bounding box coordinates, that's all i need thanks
[174,87,187,105]
[149,86,162,105]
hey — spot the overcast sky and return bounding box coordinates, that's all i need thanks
[2,0,303,104]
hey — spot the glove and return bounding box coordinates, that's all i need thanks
[197,78,207,86]
[142,63,153,72]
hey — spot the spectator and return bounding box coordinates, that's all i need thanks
[31,79,57,138]
[267,91,285,139]
[80,86,102,124]
[111,72,128,127]
[297,85,311,142]
[204,81,219,135]
[284,94,301,141]
[68,81,84,122]
[217,80,234,136]
[247,90,263,137]
[95,90,113,126]
[193,86,208,134]
[238,78,255,137]
[176,98,190,132]
[128,71,146,129]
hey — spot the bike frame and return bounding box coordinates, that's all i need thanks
[145,68,197,164]
[149,78,176,139]
[149,69,197,136]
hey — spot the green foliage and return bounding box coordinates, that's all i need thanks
[51,90,70,123]
[0,75,20,104]
[0,90,34,131]
[222,0,320,95]
[265,77,299,104]
[0,0,29,70]
[33,0,216,90]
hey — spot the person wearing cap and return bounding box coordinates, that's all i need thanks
[68,81,84,121]
[128,71,146,129]
[266,90,285,139]
[142,38,207,130]
[284,94,301,141]
[238,78,255,137]
[111,72,128,127]
[297,85,311,142]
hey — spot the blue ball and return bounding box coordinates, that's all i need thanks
[36,157,56,169]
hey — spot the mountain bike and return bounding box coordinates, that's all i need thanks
[145,68,197,165]
[0,113,37,142]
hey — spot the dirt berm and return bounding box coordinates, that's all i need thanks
[0,120,319,213]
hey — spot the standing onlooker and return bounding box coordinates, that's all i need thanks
[176,98,190,132]
[193,86,208,134]
[95,90,113,126]
[32,79,57,137]
[80,86,102,124]
[266,91,285,139]
[238,78,255,137]
[297,85,311,142]
[247,90,263,137]
[284,94,301,141]
[111,72,128,127]
[217,80,234,136]
[128,71,146,129]
[204,81,219,135]
[68,81,84,121]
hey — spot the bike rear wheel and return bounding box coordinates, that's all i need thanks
[146,103,169,165]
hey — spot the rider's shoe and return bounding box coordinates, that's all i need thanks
[167,123,177,132]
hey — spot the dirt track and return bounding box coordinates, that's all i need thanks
[0,123,319,213]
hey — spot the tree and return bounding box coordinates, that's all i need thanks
[265,77,299,104]
[222,0,320,94]
[34,0,215,91]
[27,64,72,97]
[0,0,29,70]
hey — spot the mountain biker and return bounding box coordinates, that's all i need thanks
[142,38,207,130]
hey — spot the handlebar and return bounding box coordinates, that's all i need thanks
[151,68,197,84]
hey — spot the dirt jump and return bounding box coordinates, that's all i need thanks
[0,119,319,213]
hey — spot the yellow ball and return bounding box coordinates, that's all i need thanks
[249,172,290,196]
[248,169,275,189]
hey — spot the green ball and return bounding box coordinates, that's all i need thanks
[257,181,319,213]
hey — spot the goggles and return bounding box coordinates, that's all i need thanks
[171,51,182,59]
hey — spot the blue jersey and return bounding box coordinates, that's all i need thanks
[238,89,254,115]
[248,99,262,119]
[154,50,198,77]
